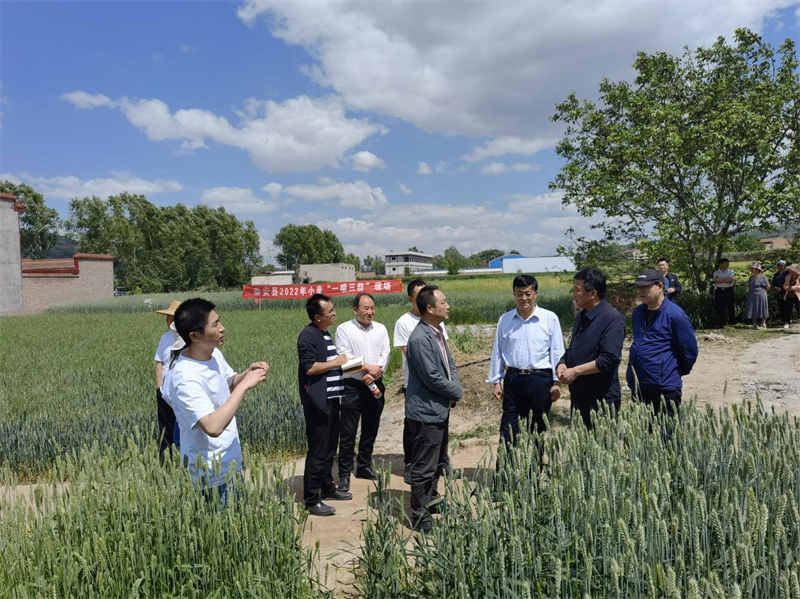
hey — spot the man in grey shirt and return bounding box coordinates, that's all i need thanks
[406,285,462,533]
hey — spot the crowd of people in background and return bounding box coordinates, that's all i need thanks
[714,258,800,330]
[150,257,797,531]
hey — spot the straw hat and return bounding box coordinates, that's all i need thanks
[155,300,182,316]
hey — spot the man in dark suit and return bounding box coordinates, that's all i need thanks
[406,285,462,533]
[297,293,352,516]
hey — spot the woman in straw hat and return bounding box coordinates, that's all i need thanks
[744,263,770,329]
[154,300,184,459]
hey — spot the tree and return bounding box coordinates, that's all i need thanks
[68,193,261,292]
[551,29,800,292]
[731,235,765,252]
[443,245,468,272]
[407,246,420,252]
[342,252,361,271]
[372,256,385,275]
[0,181,61,259]
[273,224,345,269]
[468,248,505,267]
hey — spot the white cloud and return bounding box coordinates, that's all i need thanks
[239,1,790,153]
[2,171,182,200]
[61,91,115,109]
[174,140,210,156]
[179,44,197,53]
[479,162,539,176]
[283,179,388,210]
[399,183,412,195]
[417,161,432,175]
[201,186,280,214]
[462,137,558,163]
[350,150,387,172]
[0,173,21,185]
[262,182,283,199]
[63,91,386,173]
[152,52,163,62]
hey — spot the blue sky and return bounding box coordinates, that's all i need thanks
[2,0,799,263]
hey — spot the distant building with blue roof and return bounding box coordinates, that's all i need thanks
[488,254,526,268]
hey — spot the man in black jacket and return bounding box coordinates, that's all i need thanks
[557,269,626,430]
[298,293,351,516]
[657,259,682,302]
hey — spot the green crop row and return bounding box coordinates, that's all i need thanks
[0,437,327,598]
[357,400,800,598]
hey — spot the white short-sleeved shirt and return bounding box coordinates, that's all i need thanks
[167,349,241,488]
[154,330,175,363]
[393,312,448,386]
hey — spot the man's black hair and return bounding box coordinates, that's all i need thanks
[306,293,332,322]
[415,285,440,316]
[574,268,607,299]
[407,279,426,297]
[719,257,730,264]
[353,292,375,309]
[657,258,668,264]
[513,274,538,291]
[174,298,216,347]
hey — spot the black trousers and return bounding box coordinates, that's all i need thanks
[407,417,449,519]
[714,287,735,327]
[499,369,552,443]
[635,388,682,418]
[778,296,800,324]
[156,388,176,458]
[404,417,450,471]
[302,398,340,507]
[570,394,619,431]
[338,378,385,477]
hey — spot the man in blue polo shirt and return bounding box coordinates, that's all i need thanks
[627,268,698,419]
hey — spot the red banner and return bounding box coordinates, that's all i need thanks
[242,279,403,300]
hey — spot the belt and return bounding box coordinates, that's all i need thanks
[507,367,552,377]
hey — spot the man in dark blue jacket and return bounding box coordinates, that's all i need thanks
[656,259,682,302]
[627,269,698,418]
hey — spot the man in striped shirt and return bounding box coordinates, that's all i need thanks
[489,275,564,471]
[298,293,351,517]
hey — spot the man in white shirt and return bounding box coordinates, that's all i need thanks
[489,275,563,466]
[393,279,449,484]
[334,293,391,491]
[712,258,736,328]
[154,300,183,459]
[168,298,268,504]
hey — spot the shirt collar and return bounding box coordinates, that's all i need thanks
[582,299,607,321]
[512,308,539,322]
[425,321,444,337]
[353,318,373,332]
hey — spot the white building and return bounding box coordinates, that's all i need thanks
[501,256,575,274]
[385,251,434,275]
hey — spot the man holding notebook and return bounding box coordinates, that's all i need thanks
[335,292,391,492]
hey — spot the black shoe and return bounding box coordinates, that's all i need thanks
[321,487,353,501]
[404,463,412,485]
[426,499,446,515]
[355,467,379,481]
[306,501,336,516]
[338,474,351,492]
[413,517,433,533]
